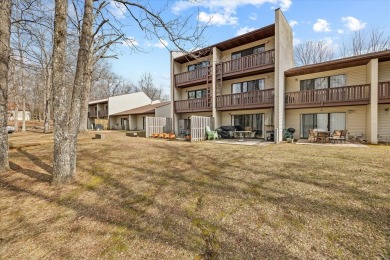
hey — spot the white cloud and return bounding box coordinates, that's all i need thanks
[122,37,138,46]
[289,20,298,28]
[337,29,344,34]
[249,12,258,21]
[172,0,293,25]
[279,0,292,11]
[198,11,238,26]
[313,19,331,32]
[342,16,366,31]
[293,37,302,46]
[109,0,126,19]
[153,39,169,49]
[236,26,257,36]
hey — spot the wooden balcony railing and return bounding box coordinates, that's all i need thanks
[88,111,97,118]
[379,81,390,103]
[285,84,370,108]
[218,49,275,77]
[98,110,108,117]
[174,66,210,87]
[216,89,274,110]
[174,98,211,113]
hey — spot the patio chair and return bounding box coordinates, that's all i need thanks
[308,129,316,142]
[340,129,347,143]
[329,130,341,143]
[205,126,219,140]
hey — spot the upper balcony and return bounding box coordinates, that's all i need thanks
[98,110,108,117]
[285,84,370,109]
[216,89,274,111]
[379,81,390,103]
[88,111,97,118]
[217,49,275,80]
[174,98,211,113]
[174,66,210,88]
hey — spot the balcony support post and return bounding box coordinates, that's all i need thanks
[367,58,378,144]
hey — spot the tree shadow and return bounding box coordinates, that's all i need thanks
[16,148,53,174]
[9,161,52,183]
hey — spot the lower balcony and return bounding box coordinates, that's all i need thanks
[379,81,390,103]
[98,110,108,117]
[174,98,211,113]
[216,89,274,111]
[285,84,370,109]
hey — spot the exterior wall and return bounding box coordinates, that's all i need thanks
[110,116,129,130]
[155,104,172,118]
[221,73,275,95]
[285,65,368,92]
[274,8,294,143]
[221,108,273,124]
[285,106,367,140]
[8,111,31,121]
[219,36,275,62]
[176,112,212,120]
[136,114,154,130]
[379,61,390,82]
[378,104,390,137]
[108,92,151,115]
[179,54,213,73]
[129,115,137,130]
[178,84,208,100]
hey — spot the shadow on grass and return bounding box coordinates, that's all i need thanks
[9,161,52,183]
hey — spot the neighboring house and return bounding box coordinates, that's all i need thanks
[7,103,31,121]
[170,8,390,144]
[87,92,152,129]
[110,101,171,130]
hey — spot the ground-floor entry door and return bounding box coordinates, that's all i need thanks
[301,112,346,138]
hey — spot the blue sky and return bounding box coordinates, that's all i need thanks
[109,0,390,97]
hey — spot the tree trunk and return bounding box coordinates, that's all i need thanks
[44,68,52,133]
[0,0,11,172]
[52,0,71,184]
[11,60,19,132]
[69,0,94,174]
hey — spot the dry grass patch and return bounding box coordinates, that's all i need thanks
[1,131,389,259]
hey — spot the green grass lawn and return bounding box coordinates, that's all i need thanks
[1,131,389,259]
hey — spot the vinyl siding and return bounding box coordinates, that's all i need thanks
[378,104,390,136]
[221,109,273,126]
[220,36,275,61]
[285,106,367,140]
[379,61,390,82]
[155,104,172,118]
[285,65,368,92]
[220,73,275,95]
[178,84,208,100]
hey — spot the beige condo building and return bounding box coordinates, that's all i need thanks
[170,9,390,144]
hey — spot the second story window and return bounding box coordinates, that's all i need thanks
[300,74,346,91]
[188,89,207,99]
[188,61,210,71]
[232,44,265,59]
[232,79,265,94]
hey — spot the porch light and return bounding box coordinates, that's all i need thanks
[348,110,352,114]
[385,107,389,112]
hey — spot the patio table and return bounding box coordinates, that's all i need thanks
[233,131,253,141]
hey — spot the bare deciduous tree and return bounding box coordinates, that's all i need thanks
[294,40,334,66]
[0,0,12,172]
[340,28,390,57]
[136,72,164,101]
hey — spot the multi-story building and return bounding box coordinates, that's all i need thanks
[170,8,390,144]
[87,92,152,130]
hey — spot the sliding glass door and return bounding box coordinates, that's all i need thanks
[301,113,346,138]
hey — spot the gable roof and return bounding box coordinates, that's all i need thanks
[112,101,170,116]
[285,50,390,77]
